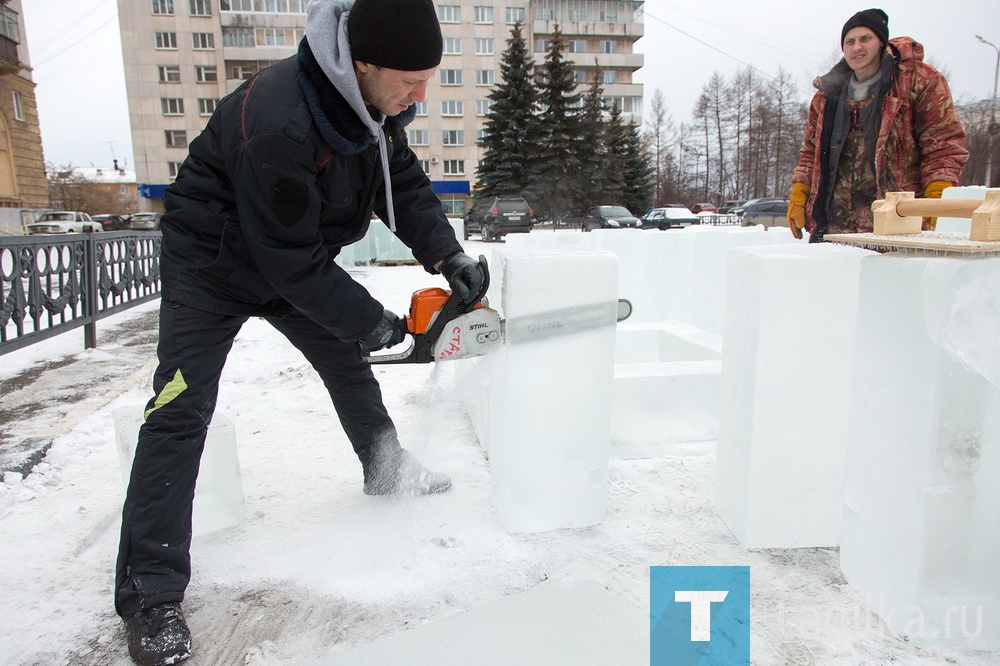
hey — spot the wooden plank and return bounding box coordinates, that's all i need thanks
[824,231,1000,255]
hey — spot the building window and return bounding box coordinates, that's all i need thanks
[256,28,302,46]
[571,69,586,83]
[442,130,465,146]
[198,98,219,115]
[600,40,618,53]
[505,7,524,24]
[602,70,617,84]
[11,91,23,121]
[474,6,492,23]
[476,129,487,143]
[568,9,587,21]
[419,159,431,174]
[413,100,428,116]
[168,161,183,179]
[536,8,556,20]
[165,129,188,147]
[535,39,550,52]
[161,97,185,115]
[152,0,174,15]
[443,160,465,176]
[599,10,618,21]
[155,32,178,49]
[220,0,252,9]
[474,38,493,55]
[229,62,257,79]
[190,0,212,15]
[443,37,462,55]
[476,99,492,116]
[0,5,21,42]
[192,32,215,49]
[440,69,462,85]
[158,65,181,82]
[441,100,464,116]
[195,65,218,82]
[568,40,586,53]
[409,129,429,145]
[437,5,460,22]
[223,27,255,46]
[475,69,494,86]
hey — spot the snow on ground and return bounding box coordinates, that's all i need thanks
[0,240,994,664]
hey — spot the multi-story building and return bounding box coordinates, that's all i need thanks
[0,0,50,219]
[117,0,643,216]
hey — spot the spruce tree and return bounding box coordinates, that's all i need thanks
[534,26,584,220]
[475,23,539,201]
[578,64,608,208]
[602,102,629,207]
[619,119,655,216]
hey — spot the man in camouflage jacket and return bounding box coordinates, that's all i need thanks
[788,8,968,241]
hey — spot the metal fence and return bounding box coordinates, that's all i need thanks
[0,230,162,356]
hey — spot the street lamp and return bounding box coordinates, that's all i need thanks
[976,35,999,187]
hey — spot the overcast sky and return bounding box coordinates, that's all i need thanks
[23,0,1000,169]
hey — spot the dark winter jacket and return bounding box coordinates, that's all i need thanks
[791,37,968,233]
[159,41,461,342]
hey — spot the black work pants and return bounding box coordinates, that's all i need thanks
[115,300,400,616]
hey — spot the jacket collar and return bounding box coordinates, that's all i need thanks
[296,38,415,155]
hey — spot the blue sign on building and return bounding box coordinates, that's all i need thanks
[432,180,470,195]
[138,183,168,199]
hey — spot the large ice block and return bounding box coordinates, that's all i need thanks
[937,185,987,234]
[840,254,1000,650]
[714,243,870,548]
[488,249,619,532]
[114,406,246,536]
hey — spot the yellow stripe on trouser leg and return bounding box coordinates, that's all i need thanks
[144,369,188,420]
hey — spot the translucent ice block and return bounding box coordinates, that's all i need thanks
[714,243,869,548]
[114,406,246,536]
[840,254,1000,650]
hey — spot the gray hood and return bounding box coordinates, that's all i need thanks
[305,0,398,231]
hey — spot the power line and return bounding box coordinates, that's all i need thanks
[33,15,117,69]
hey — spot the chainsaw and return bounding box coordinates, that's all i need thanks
[362,255,631,365]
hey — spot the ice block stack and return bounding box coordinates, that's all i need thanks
[714,243,870,548]
[840,254,1000,650]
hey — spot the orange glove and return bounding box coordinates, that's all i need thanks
[787,182,810,239]
[922,181,950,231]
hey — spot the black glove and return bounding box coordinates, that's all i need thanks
[439,252,485,301]
[359,309,406,354]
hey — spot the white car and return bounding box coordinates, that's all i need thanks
[25,211,102,234]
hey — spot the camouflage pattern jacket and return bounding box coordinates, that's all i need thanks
[792,37,969,234]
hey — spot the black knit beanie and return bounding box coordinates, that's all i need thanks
[348,0,443,71]
[841,8,889,47]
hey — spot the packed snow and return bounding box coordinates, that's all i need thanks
[0,238,996,665]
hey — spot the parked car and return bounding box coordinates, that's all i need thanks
[641,206,701,230]
[581,205,642,232]
[25,211,102,234]
[690,203,718,214]
[731,197,785,219]
[127,212,161,231]
[464,196,533,241]
[739,199,790,229]
[92,214,130,231]
[719,199,748,214]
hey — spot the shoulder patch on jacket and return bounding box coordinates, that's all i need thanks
[272,177,310,227]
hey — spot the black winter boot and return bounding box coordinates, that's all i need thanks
[363,449,452,496]
[123,602,192,666]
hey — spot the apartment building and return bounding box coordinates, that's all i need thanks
[117,0,643,215]
[0,0,50,214]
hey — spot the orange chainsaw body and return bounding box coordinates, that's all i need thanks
[406,287,484,335]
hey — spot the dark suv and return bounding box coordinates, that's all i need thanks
[464,196,534,241]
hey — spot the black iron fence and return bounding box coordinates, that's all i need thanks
[0,230,161,356]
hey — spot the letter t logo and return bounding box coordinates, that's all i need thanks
[674,590,729,641]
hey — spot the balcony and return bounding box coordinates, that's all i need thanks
[0,34,20,75]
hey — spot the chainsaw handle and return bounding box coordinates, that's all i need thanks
[465,254,490,309]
